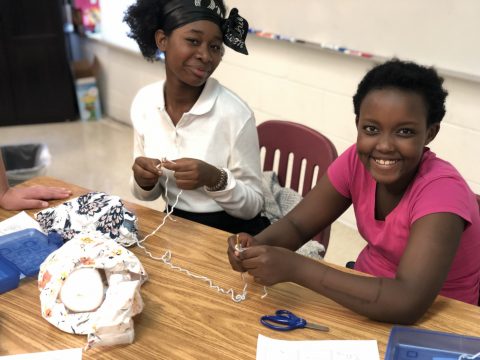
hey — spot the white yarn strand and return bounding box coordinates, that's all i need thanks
[139,177,179,245]
[135,172,256,303]
[459,352,480,360]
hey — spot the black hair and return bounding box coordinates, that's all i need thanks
[124,0,227,61]
[353,59,448,126]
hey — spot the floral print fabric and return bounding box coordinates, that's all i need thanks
[35,192,138,247]
[36,192,148,349]
[38,236,148,349]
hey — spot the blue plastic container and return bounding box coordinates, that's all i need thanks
[0,254,20,293]
[385,326,480,360]
[0,228,63,293]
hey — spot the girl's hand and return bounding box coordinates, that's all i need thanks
[227,232,259,272]
[0,185,71,210]
[132,156,162,190]
[162,158,221,190]
[238,245,298,286]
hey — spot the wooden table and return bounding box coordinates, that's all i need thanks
[1,177,479,359]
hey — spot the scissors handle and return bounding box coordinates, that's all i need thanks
[260,314,305,331]
[260,310,329,332]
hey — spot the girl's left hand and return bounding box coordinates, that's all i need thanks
[161,158,221,190]
[238,245,299,286]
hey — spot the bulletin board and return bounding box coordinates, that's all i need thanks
[227,0,480,80]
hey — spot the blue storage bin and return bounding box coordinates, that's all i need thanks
[0,228,62,279]
[0,254,20,293]
[385,326,480,360]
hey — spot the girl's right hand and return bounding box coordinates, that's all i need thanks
[132,156,162,190]
[227,232,259,272]
[238,245,298,286]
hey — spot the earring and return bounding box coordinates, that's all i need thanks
[155,49,165,62]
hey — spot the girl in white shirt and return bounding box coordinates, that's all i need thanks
[124,0,269,234]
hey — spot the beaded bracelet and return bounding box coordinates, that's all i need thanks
[206,168,228,192]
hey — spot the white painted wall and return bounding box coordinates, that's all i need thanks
[80,35,480,229]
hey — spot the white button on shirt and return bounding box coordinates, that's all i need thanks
[130,78,264,220]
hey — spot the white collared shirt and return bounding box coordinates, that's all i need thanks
[129,78,264,220]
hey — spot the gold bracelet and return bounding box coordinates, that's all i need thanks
[206,168,228,191]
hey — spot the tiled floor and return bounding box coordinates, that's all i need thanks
[0,119,366,266]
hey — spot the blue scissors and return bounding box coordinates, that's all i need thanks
[260,309,329,332]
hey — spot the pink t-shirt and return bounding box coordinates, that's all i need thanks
[328,144,480,304]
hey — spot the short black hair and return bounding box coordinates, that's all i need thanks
[353,59,448,126]
[124,0,227,61]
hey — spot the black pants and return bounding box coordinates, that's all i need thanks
[168,208,271,235]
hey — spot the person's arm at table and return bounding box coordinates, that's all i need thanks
[0,153,71,210]
[228,175,464,324]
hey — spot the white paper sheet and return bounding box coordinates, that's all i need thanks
[0,348,82,360]
[256,334,380,360]
[0,211,43,236]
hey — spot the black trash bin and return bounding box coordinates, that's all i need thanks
[1,144,51,186]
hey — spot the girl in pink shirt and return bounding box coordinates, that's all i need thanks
[228,59,480,324]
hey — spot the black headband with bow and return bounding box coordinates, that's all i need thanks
[162,0,249,55]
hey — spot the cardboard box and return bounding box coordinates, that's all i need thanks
[72,58,102,121]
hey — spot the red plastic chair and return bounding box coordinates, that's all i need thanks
[476,194,480,306]
[257,120,338,250]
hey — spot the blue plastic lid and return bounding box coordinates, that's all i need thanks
[0,228,62,277]
[385,326,480,360]
[0,254,20,294]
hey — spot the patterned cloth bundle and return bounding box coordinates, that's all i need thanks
[35,192,148,349]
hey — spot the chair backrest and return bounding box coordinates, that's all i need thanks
[477,194,480,306]
[257,120,338,250]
